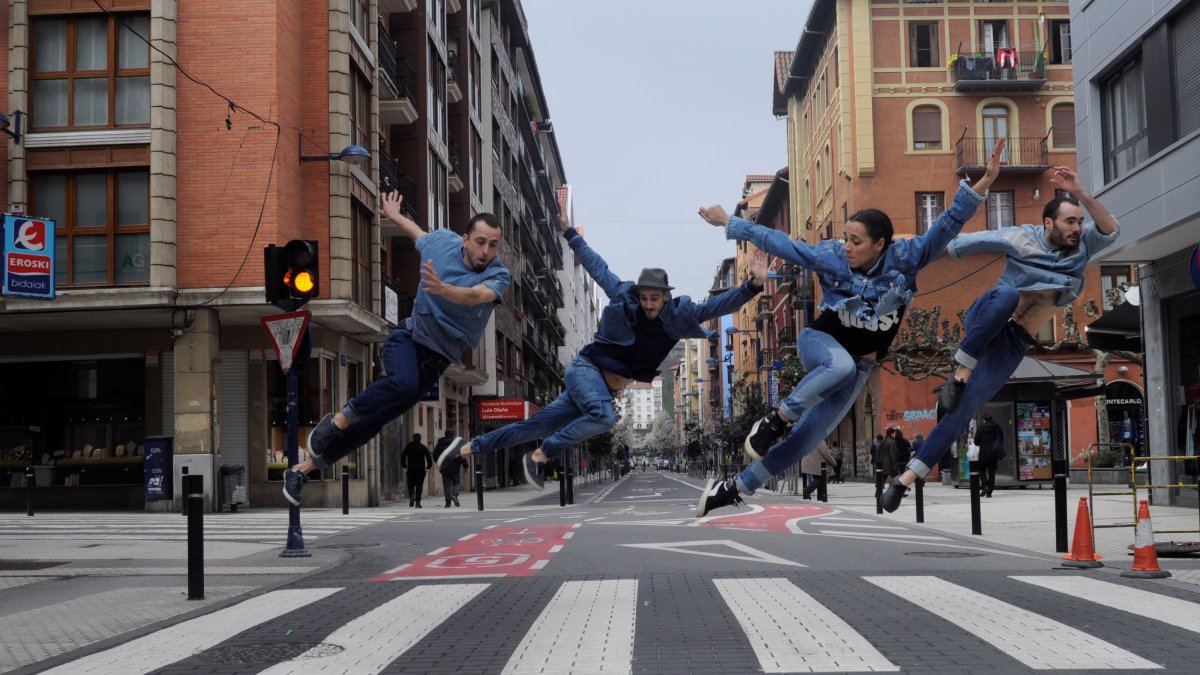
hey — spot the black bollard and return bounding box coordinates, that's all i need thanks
[874,462,884,514]
[559,464,567,507]
[1052,458,1068,553]
[186,474,204,600]
[915,477,925,524]
[341,464,349,515]
[819,462,828,502]
[180,466,189,516]
[25,466,35,517]
[968,459,982,536]
[475,459,484,511]
[566,459,575,506]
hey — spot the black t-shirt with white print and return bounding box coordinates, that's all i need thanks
[809,304,907,358]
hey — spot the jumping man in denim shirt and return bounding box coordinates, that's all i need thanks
[881,165,1119,511]
[282,191,510,506]
[436,211,768,487]
[693,139,1005,517]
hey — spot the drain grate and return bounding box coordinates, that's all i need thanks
[316,542,380,549]
[0,560,69,571]
[904,551,986,559]
[200,642,344,663]
[1125,541,1200,557]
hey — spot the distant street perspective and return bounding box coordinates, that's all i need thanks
[3,0,1200,673]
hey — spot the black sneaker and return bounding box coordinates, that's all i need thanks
[695,478,743,518]
[880,482,909,513]
[282,470,307,506]
[743,412,789,461]
[307,413,343,458]
[436,437,466,473]
[937,379,966,415]
[522,452,546,490]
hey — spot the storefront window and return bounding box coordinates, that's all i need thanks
[1170,291,1200,505]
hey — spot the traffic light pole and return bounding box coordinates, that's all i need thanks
[280,364,309,557]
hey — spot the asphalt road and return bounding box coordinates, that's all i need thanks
[19,470,1200,674]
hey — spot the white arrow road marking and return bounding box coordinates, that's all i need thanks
[620,540,803,567]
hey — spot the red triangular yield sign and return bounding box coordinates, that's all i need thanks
[261,311,311,373]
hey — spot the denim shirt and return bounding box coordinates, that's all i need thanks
[947,220,1120,306]
[409,228,511,362]
[564,229,761,345]
[724,179,986,323]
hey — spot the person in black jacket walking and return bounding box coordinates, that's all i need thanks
[974,413,1004,497]
[434,431,466,507]
[401,433,432,507]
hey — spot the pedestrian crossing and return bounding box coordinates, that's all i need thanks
[34,574,1200,674]
[0,509,401,544]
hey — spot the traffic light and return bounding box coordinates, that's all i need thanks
[264,240,319,307]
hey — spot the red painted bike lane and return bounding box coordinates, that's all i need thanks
[369,523,579,581]
[698,504,833,534]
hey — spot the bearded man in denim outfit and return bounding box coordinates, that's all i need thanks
[881,165,1119,511]
[437,212,768,487]
[694,139,1005,517]
[282,191,510,506]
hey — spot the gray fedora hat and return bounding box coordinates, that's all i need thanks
[633,268,674,292]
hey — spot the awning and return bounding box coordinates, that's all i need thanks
[936,355,1101,402]
[1084,301,1142,352]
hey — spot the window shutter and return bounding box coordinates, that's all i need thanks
[1174,2,1200,136]
[913,108,941,144]
[930,23,940,66]
[1052,105,1076,148]
[909,23,919,67]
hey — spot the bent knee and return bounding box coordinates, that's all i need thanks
[585,400,616,428]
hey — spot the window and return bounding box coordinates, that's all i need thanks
[427,43,446,142]
[912,105,942,149]
[428,155,448,231]
[915,192,944,235]
[350,0,369,39]
[980,20,1009,52]
[1036,318,1055,344]
[470,45,482,115]
[1173,1,1200,138]
[1101,265,1134,311]
[1049,19,1072,65]
[1050,103,1076,149]
[823,144,832,188]
[986,191,1014,230]
[982,104,1011,162]
[470,129,483,200]
[496,332,506,374]
[351,201,372,307]
[427,0,444,39]
[1101,55,1148,182]
[908,22,939,68]
[30,169,150,286]
[31,14,149,129]
[351,70,371,150]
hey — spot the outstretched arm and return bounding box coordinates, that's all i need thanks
[559,211,625,297]
[698,204,822,268]
[379,191,425,242]
[695,250,768,322]
[1050,166,1118,235]
[420,261,500,306]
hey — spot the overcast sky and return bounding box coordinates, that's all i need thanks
[522,0,815,301]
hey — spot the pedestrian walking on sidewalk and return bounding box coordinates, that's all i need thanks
[881,165,1120,511]
[435,430,466,507]
[281,192,510,506]
[801,442,837,499]
[402,433,432,508]
[973,413,1004,497]
[439,211,766,489]
[694,139,1004,518]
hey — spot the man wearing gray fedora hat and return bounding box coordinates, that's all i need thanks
[437,211,767,488]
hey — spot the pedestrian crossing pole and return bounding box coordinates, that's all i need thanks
[281,354,310,557]
[262,311,313,559]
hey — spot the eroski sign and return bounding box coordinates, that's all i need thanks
[3,214,55,299]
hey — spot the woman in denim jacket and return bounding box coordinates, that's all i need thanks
[438,212,767,488]
[693,139,1005,517]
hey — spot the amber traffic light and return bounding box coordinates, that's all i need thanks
[265,240,319,307]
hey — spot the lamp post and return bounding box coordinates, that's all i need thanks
[300,144,372,165]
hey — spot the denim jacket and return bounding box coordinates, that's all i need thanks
[564,229,761,345]
[947,220,1120,306]
[724,179,986,322]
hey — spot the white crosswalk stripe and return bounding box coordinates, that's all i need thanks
[715,578,898,673]
[39,588,340,674]
[866,576,1161,670]
[36,574,1195,674]
[502,579,638,675]
[259,584,488,675]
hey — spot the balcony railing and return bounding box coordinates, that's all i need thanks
[377,21,399,95]
[955,136,1050,175]
[758,348,774,371]
[757,297,773,317]
[449,141,462,176]
[778,327,796,347]
[952,48,1045,92]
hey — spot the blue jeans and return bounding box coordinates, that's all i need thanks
[777,328,859,421]
[310,328,446,470]
[954,285,1021,369]
[909,317,1037,478]
[736,358,875,495]
[472,355,615,459]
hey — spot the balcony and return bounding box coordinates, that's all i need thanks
[951,48,1045,92]
[380,275,413,326]
[445,346,488,386]
[447,49,462,103]
[955,136,1050,176]
[447,141,464,193]
[380,0,418,12]
[758,348,774,372]
[778,327,796,347]
[757,296,773,318]
[378,27,418,126]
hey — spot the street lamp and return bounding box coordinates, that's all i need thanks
[0,110,24,144]
[300,144,372,165]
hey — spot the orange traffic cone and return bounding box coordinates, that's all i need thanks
[1122,500,1172,579]
[1062,497,1104,568]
